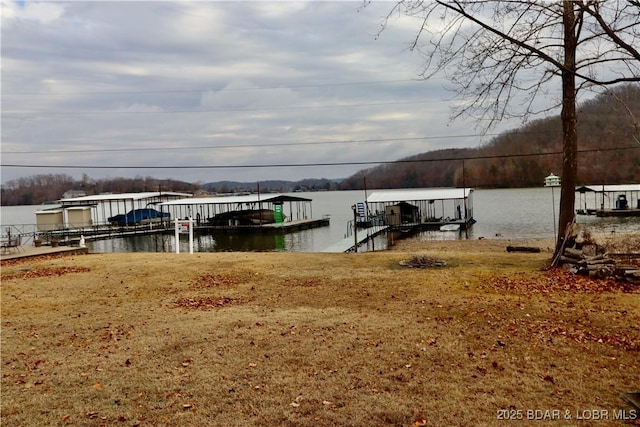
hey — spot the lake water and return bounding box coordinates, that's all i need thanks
[1,188,638,253]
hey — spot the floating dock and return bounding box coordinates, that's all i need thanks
[194,217,330,234]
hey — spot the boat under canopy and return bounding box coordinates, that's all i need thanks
[576,184,640,216]
[159,194,314,226]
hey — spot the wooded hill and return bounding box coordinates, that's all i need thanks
[339,84,640,190]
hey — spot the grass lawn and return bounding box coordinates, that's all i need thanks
[1,239,638,426]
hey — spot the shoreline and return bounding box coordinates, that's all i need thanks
[389,230,640,255]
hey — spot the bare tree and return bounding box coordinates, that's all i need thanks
[376,0,640,259]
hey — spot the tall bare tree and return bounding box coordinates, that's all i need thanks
[377,0,640,258]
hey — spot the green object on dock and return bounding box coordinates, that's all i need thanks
[274,205,284,223]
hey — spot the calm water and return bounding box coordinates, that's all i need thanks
[2,188,638,252]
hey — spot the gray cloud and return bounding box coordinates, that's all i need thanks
[2,0,523,184]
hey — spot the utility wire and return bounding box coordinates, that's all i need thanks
[3,134,520,154]
[4,79,422,96]
[2,146,637,170]
[3,99,437,116]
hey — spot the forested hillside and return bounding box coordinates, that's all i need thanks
[340,84,640,190]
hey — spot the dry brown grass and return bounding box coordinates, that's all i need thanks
[2,239,639,426]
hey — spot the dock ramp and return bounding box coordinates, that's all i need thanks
[322,226,388,253]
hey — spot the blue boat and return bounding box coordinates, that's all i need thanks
[108,208,170,226]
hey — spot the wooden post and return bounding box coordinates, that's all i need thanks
[352,205,358,253]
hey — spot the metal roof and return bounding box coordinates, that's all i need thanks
[367,188,472,203]
[159,193,311,206]
[59,191,192,204]
[576,184,640,193]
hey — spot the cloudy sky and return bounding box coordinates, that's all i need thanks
[2,0,531,185]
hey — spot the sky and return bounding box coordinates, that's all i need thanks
[2,0,535,185]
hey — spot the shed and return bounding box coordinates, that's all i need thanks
[66,206,93,228]
[385,201,419,225]
[35,209,64,232]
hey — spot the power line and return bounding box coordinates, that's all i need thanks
[2,146,636,170]
[3,99,438,116]
[3,79,422,96]
[3,134,513,155]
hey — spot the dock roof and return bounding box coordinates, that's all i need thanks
[159,194,311,206]
[576,184,640,193]
[58,191,193,205]
[367,188,472,204]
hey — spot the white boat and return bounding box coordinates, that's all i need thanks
[440,224,461,232]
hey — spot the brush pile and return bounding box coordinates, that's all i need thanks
[555,225,640,284]
[399,255,446,268]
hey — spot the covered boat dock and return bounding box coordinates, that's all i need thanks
[54,191,192,226]
[576,184,640,217]
[33,191,192,243]
[159,193,329,233]
[365,188,475,230]
[324,188,474,253]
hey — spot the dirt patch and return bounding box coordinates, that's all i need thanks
[172,296,249,310]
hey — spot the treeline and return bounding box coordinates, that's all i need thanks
[203,178,340,194]
[339,84,640,190]
[0,174,199,206]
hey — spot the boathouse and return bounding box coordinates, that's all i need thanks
[576,184,640,216]
[36,191,192,230]
[365,188,474,230]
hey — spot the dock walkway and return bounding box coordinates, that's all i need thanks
[322,226,389,253]
[0,245,89,262]
[196,217,330,234]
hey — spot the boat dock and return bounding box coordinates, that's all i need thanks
[20,191,331,247]
[576,184,640,217]
[29,217,330,245]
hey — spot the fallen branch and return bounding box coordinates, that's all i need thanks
[506,246,541,253]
